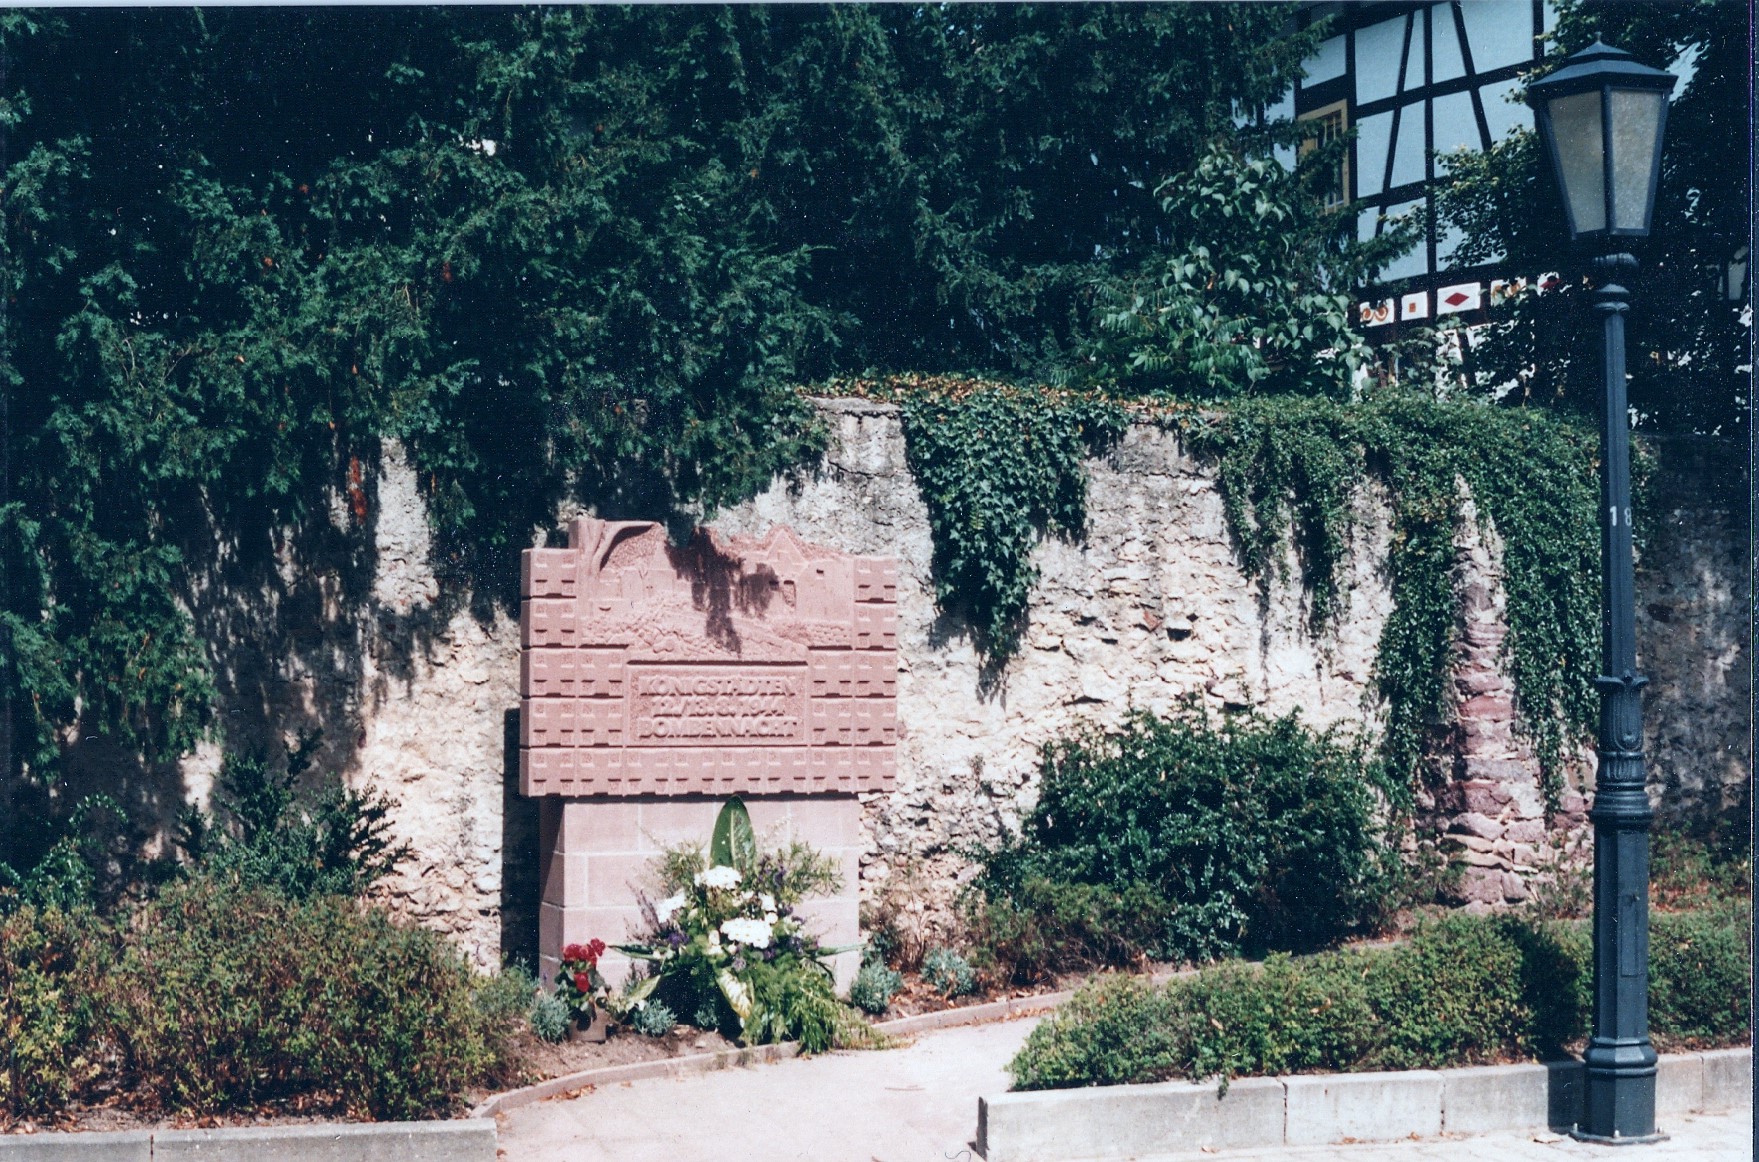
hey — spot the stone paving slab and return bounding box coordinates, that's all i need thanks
[495,1016,1037,1162]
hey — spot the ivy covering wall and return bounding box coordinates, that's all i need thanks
[860,377,1604,812]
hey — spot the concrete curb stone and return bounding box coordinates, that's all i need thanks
[0,1133,152,1162]
[0,1120,495,1162]
[1655,1050,1704,1115]
[1283,1070,1444,1146]
[977,1077,1284,1162]
[974,1048,1751,1160]
[1699,1046,1751,1110]
[1438,1061,1567,1135]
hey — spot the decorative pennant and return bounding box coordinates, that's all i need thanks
[1436,282,1483,315]
[1399,291,1429,321]
[1489,277,1528,307]
[1358,298,1396,327]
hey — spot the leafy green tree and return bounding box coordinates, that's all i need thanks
[1,5,1322,781]
[1083,141,1418,397]
[1434,0,1750,434]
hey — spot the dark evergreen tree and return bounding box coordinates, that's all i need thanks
[0,5,1318,780]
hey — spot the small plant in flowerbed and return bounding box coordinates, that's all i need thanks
[615,797,884,1053]
[849,962,904,1015]
[551,938,613,1037]
[921,946,980,998]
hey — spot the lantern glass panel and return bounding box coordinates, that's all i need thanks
[1547,89,1606,234]
[1609,87,1664,231]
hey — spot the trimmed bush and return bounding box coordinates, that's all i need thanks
[1651,902,1753,1047]
[1004,974,1183,1090]
[1009,909,1746,1091]
[1,879,522,1123]
[980,704,1396,974]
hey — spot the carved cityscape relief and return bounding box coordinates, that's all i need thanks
[519,517,898,795]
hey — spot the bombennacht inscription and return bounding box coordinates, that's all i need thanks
[631,669,805,744]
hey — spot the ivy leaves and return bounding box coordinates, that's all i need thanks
[1191,396,1601,812]
[898,380,1126,663]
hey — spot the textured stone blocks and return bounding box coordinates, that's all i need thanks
[519,517,897,797]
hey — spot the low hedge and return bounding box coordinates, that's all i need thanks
[1,881,523,1123]
[1009,905,1751,1091]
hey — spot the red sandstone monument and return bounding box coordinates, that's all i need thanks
[521,517,898,987]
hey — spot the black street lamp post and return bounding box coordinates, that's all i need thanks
[1527,41,1676,1145]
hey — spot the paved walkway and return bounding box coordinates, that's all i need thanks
[494,1016,1751,1162]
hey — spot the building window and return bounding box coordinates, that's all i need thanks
[1299,100,1351,208]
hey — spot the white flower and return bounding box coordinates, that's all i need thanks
[719,917,773,949]
[758,893,776,912]
[695,865,742,890]
[653,893,687,923]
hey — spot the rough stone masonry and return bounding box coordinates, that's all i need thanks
[145,402,1745,966]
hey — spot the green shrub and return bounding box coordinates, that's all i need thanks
[981,704,1395,969]
[921,947,978,997]
[967,878,1169,985]
[109,881,515,1119]
[1651,902,1752,1047]
[849,962,904,1015]
[1008,974,1183,1090]
[177,738,410,902]
[1360,915,1537,1070]
[629,999,678,1037]
[0,905,106,1119]
[529,992,572,1043]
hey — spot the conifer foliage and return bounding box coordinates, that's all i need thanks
[0,5,1314,780]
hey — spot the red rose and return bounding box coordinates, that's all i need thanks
[573,972,591,994]
[587,938,606,962]
[562,943,587,962]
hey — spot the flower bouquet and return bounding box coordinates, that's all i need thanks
[555,938,612,1041]
[615,797,880,1053]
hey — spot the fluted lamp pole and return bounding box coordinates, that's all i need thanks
[1526,39,1676,1145]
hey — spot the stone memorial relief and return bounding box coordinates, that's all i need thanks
[519,516,899,796]
[519,516,897,989]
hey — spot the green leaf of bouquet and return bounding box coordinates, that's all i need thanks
[710,796,756,870]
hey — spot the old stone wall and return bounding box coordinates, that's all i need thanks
[710,400,1404,920]
[20,405,1735,967]
[1633,436,1750,824]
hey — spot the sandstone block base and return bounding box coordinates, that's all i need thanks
[538,795,862,995]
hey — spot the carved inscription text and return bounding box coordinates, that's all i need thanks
[631,668,806,744]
